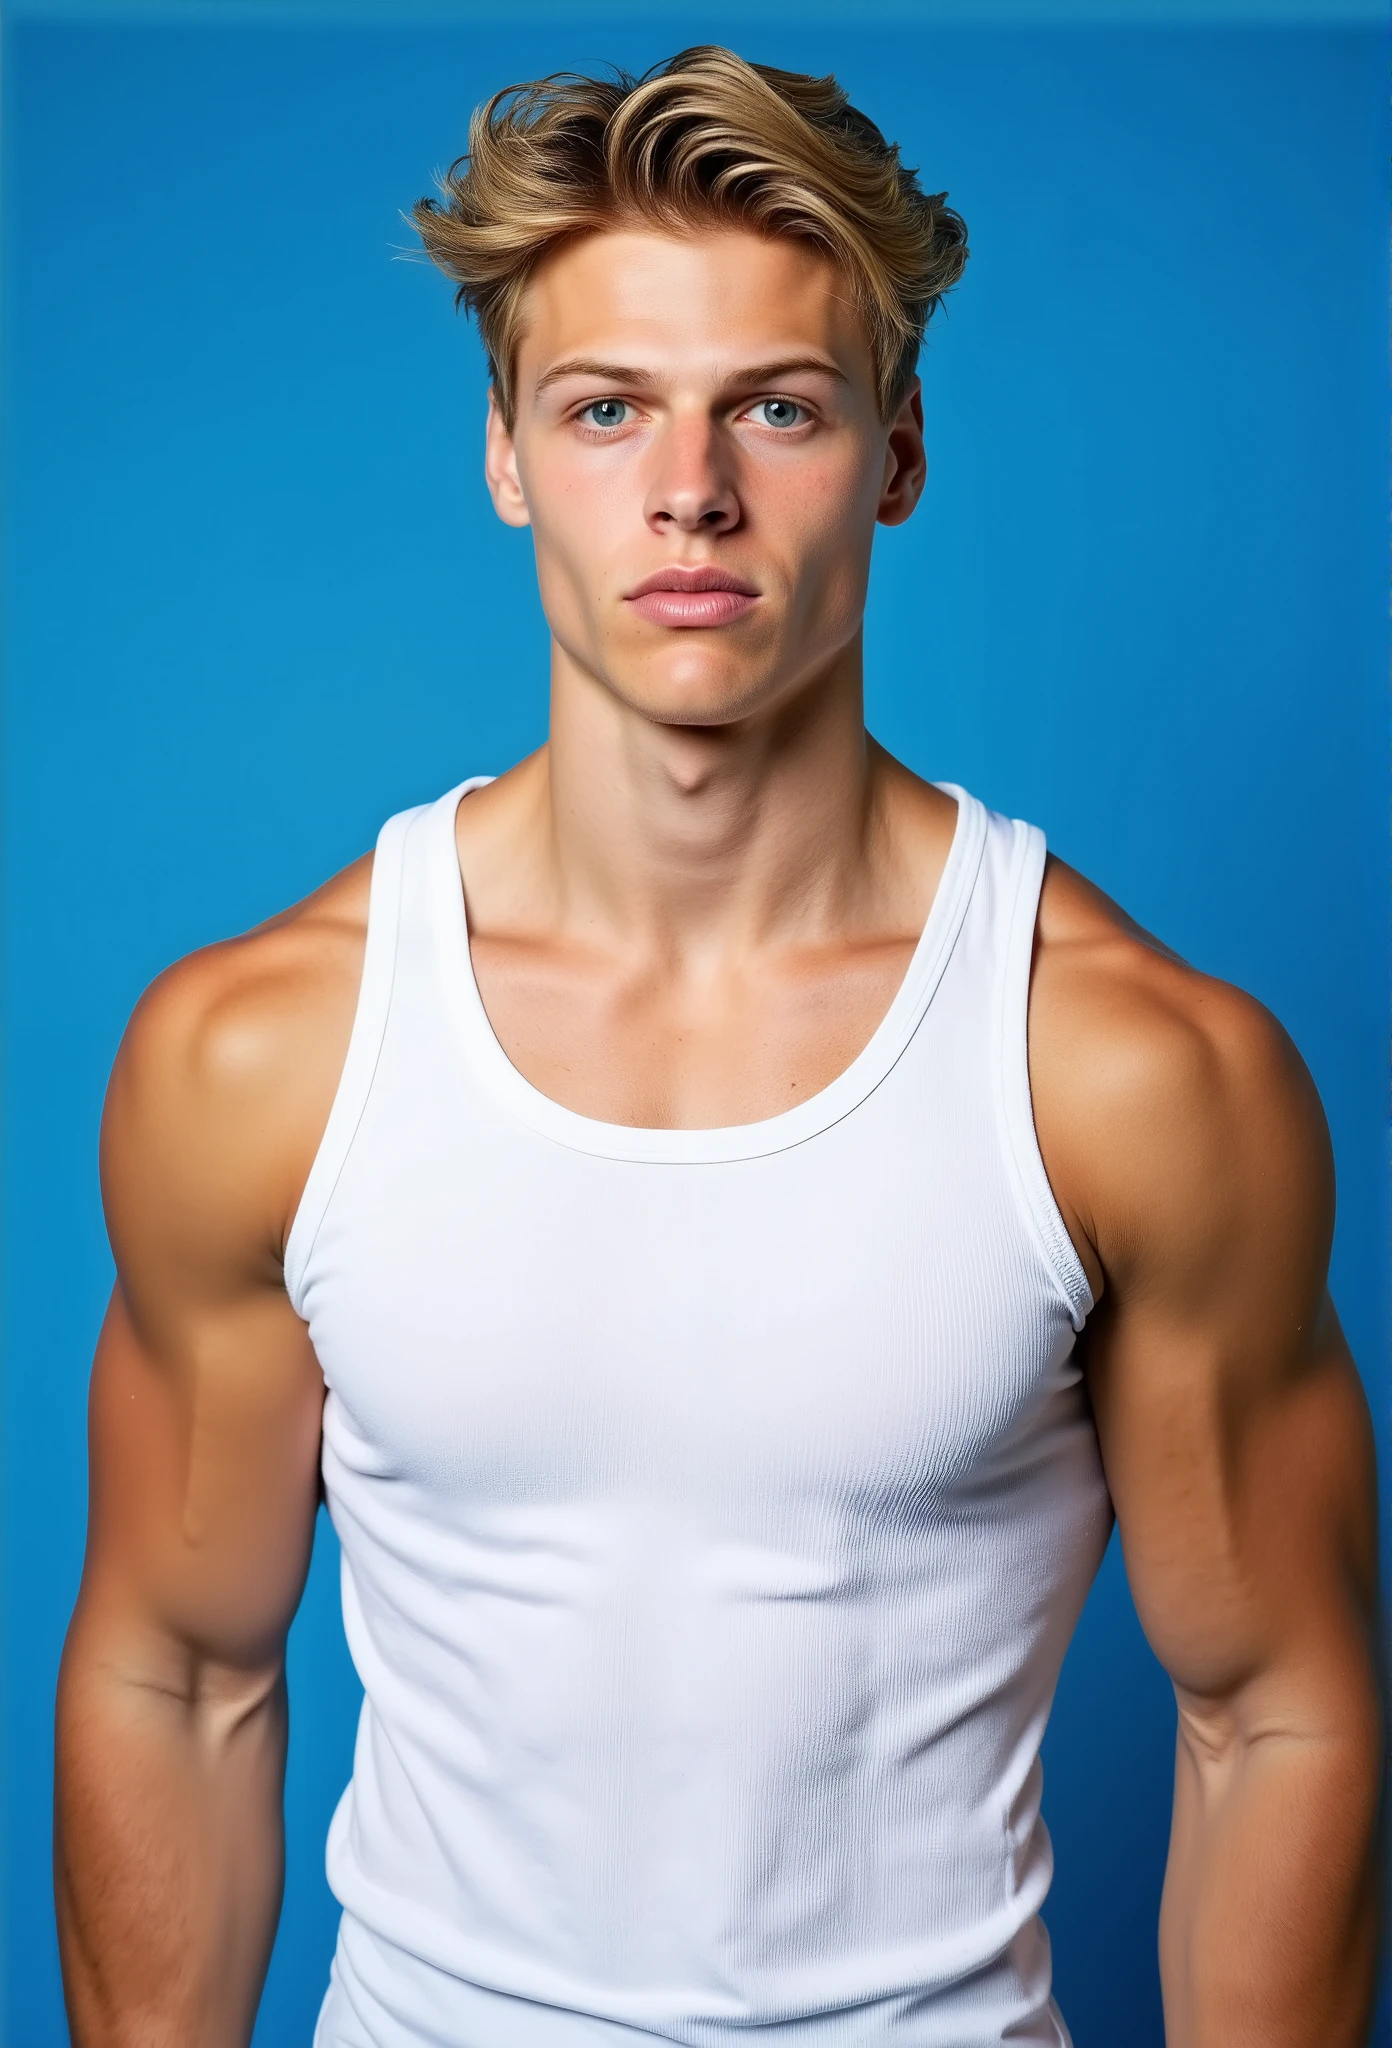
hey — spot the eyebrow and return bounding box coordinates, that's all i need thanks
[531,355,850,398]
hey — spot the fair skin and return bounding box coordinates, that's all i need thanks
[55,227,1380,2047]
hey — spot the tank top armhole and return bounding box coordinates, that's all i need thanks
[994,820,1095,1332]
[282,806,421,1319]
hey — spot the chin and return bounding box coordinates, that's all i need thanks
[610,663,784,729]
[606,632,798,721]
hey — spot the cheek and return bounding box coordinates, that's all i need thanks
[753,455,879,623]
[527,455,636,587]
[751,448,879,557]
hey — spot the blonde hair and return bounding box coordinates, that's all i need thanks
[413,45,968,426]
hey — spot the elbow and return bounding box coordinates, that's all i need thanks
[57,1599,288,1760]
[1175,1657,1384,1825]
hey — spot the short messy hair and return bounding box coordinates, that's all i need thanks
[413,45,968,426]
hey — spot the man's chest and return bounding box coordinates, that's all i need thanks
[308,1071,1076,1513]
[463,931,921,1130]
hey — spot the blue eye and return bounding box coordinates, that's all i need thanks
[752,398,806,429]
[582,398,630,429]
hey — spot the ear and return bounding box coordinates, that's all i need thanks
[876,379,927,528]
[484,389,532,529]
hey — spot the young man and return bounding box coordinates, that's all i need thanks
[54,46,1379,2048]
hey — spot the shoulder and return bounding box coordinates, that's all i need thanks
[102,853,374,1286]
[1029,856,1332,1305]
[115,853,373,1103]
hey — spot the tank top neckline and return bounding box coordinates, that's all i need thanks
[427,776,990,1165]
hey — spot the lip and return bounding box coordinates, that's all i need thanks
[624,566,761,630]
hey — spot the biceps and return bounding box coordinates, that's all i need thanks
[1093,1301,1377,1708]
[79,1285,324,1674]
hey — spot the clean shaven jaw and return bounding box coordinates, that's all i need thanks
[482,227,928,729]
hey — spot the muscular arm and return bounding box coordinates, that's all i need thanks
[1032,864,1381,2048]
[55,867,367,2047]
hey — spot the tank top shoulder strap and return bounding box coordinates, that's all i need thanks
[283,780,483,1316]
[983,808,1095,1332]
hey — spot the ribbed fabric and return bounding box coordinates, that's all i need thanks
[288,781,1113,2048]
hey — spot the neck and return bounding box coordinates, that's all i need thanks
[535,636,881,955]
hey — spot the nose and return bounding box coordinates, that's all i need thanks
[643,412,740,536]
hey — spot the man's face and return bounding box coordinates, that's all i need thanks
[485,227,926,727]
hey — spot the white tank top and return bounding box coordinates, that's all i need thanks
[288,779,1112,2048]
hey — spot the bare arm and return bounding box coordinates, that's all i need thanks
[1032,865,1382,2048]
[55,869,367,2047]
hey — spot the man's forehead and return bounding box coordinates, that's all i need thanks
[515,227,871,387]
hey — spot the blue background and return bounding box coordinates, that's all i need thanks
[3,9,1387,2044]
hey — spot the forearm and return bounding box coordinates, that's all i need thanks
[1159,1709,1382,2048]
[55,1617,287,2048]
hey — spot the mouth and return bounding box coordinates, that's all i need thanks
[624,566,761,630]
